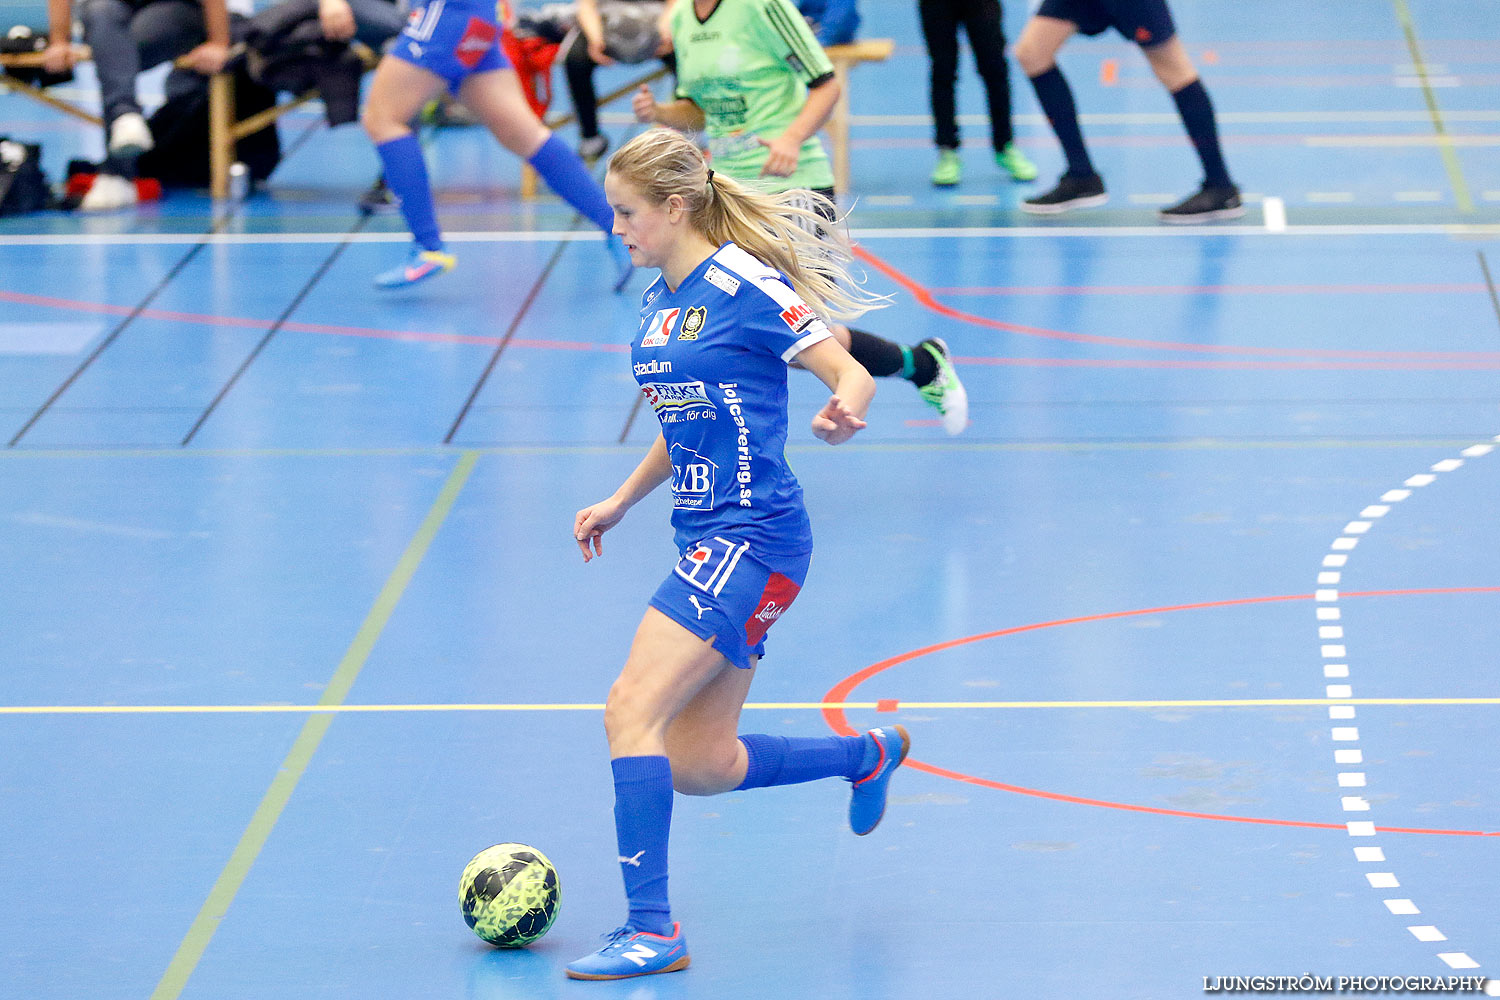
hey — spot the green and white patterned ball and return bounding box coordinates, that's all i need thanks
[459,843,561,947]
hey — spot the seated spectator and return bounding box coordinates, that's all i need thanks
[44,0,235,210]
[559,0,673,160]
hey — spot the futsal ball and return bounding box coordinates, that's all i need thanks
[459,843,560,947]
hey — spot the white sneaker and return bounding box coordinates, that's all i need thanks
[79,174,138,212]
[108,112,154,158]
[917,338,969,436]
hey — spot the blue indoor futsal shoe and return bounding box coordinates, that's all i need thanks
[848,725,910,836]
[607,235,635,293]
[373,247,456,289]
[565,924,691,981]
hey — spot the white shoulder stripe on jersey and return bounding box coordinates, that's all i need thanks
[712,245,807,314]
[782,323,833,363]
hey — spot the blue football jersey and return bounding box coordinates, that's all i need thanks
[631,243,833,556]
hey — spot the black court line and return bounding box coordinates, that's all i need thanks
[7,215,231,447]
[441,223,577,445]
[180,213,370,446]
[1479,251,1500,339]
[617,391,646,444]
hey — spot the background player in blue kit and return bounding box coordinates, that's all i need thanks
[565,127,910,981]
[360,0,634,288]
[1013,0,1243,222]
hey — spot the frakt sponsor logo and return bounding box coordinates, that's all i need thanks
[640,381,716,424]
[779,302,815,332]
[633,359,672,376]
[641,307,680,347]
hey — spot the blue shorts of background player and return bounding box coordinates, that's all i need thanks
[1036,0,1175,47]
[648,538,811,671]
[391,0,507,94]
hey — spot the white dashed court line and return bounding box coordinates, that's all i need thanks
[1319,433,1498,984]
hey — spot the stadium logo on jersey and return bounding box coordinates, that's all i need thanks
[678,306,706,340]
[641,308,680,347]
[743,573,802,646]
[454,17,497,68]
[640,381,715,423]
[668,445,716,509]
[633,359,672,376]
[779,302,815,333]
[704,265,740,296]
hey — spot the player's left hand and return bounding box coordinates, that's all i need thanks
[318,0,356,42]
[811,394,866,445]
[757,134,800,177]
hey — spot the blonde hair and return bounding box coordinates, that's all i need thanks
[606,127,887,322]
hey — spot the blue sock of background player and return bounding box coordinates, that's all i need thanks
[363,6,633,291]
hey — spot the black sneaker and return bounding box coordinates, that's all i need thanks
[578,134,610,161]
[1020,173,1107,215]
[1158,184,1245,224]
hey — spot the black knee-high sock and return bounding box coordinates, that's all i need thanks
[1028,66,1095,178]
[1171,78,1232,188]
[846,329,938,385]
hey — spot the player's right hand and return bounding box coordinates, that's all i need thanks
[631,85,657,123]
[574,498,626,562]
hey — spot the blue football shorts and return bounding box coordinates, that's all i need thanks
[1036,0,1177,48]
[649,537,811,671]
[391,0,509,93]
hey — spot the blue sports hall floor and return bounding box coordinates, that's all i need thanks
[2,1,1498,998]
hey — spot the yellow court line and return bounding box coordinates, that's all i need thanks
[1392,0,1474,212]
[6,697,1499,715]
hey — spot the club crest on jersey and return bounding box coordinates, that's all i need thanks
[678,306,706,340]
[779,302,815,333]
[641,308,680,347]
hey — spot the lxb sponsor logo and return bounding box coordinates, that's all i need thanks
[668,444,715,509]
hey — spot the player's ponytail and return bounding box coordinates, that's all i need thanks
[607,127,887,322]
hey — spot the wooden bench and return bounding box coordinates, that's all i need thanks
[823,38,893,194]
[0,41,373,199]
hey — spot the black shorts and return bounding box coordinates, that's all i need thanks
[1036,0,1177,48]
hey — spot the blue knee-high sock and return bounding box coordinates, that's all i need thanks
[611,755,674,936]
[1028,66,1095,178]
[1171,78,1233,188]
[735,734,876,789]
[527,133,613,232]
[375,134,443,252]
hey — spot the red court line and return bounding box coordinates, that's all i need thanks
[821,587,1500,838]
[930,283,1489,297]
[0,288,628,352]
[851,248,1500,363]
[7,285,1499,370]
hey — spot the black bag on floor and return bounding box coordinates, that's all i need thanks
[0,137,53,215]
[136,65,282,188]
[0,26,75,86]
